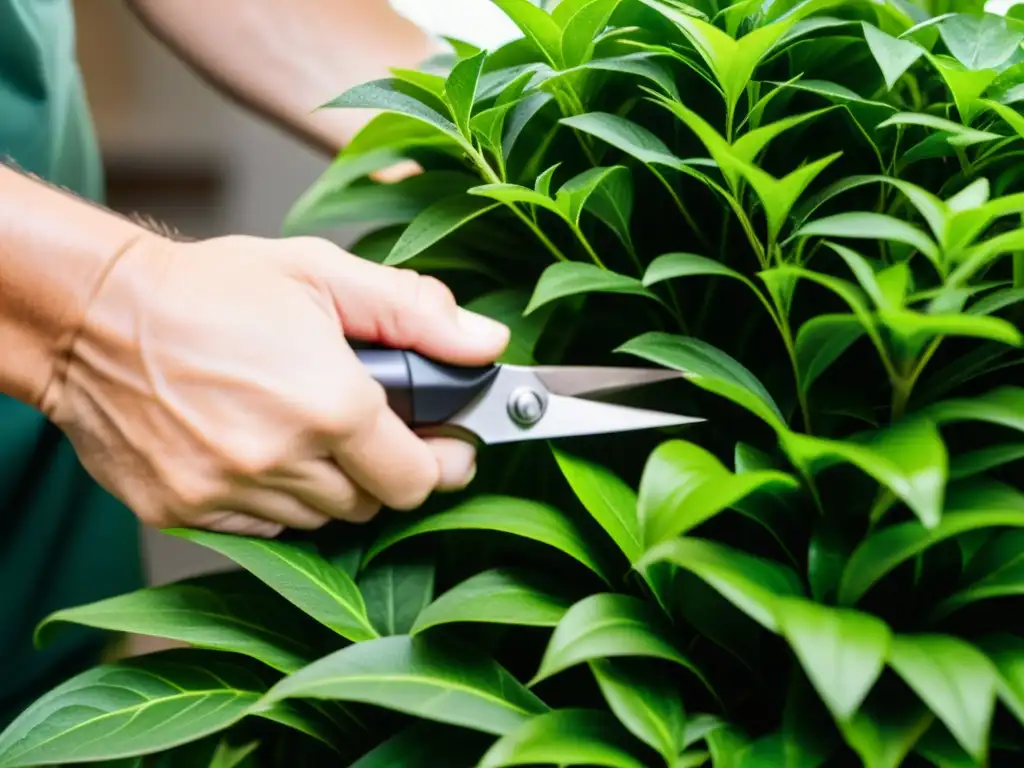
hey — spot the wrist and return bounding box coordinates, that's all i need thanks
[0,166,158,410]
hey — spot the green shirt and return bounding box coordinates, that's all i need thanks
[0,0,143,729]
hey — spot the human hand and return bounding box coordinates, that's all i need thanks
[42,233,509,538]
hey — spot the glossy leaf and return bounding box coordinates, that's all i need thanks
[618,332,787,430]
[774,598,891,722]
[796,314,867,392]
[643,252,747,287]
[888,634,998,763]
[324,79,462,142]
[262,635,547,736]
[411,568,573,634]
[445,50,487,136]
[346,723,490,768]
[931,530,1024,618]
[938,13,1023,71]
[525,262,656,315]
[166,529,377,642]
[553,447,642,561]
[591,658,688,760]
[782,418,948,529]
[637,439,799,547]
[838,480,1024,604]
[795,212,940,266]
[478,709,648,768]
[358,554,435,636]
[385,195,500,266]
[561,112,687,168]
[0,650,272,767]
[362,495,612,583]
[36,572,319,674]
[924,386,1024,433]
[489,0,564,66]
[863,23,924,90]
[531,593,704,687]
[561,0,621,67]
[637,537,804,632]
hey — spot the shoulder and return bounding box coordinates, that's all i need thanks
[387,0,525,48]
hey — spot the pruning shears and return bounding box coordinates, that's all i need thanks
[355,348,703,444]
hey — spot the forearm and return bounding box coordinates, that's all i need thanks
[0,165,150,409]
[125,0,440,156]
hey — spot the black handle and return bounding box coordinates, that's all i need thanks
[356,348,500,427]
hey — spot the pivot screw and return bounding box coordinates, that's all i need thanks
[508,387,547,427]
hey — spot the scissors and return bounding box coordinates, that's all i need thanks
[356,348,703,444]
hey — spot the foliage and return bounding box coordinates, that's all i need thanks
[7,0,1024,765]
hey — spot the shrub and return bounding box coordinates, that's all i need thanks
[6,0,1024,765]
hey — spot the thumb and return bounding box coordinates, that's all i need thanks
[315,248,510,365]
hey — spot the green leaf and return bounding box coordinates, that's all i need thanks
[591,659,688,761]
[585,164,635,249]
[643,252,746,287]
[879,111,1004,146]
[637,439,799,547]
[324,79,462,142]
[411,568,573,634]
[774,598,891,722]
[930,55,999,124]
[561,0,621,67]
[925,386,1024,433]
[465,289,553,365]
[977,633,1024,728]
[346,723,490,768]
[358,554,435,636]
[938,13,1023,71]
[445,50,487,136]
[781,417,948,529]
[879,307,1024,348]
[165,530,377,642]
[553,446,642,561]
[261,635,547,736]
[362,495,613,584]
[36,572,319,674]
[283,170,478,235]
[840,687,935,768]
[863,23,925,90]
[617,332,787,430]
[490,0,565,67]
[838,480,1024,604]
[931,530,1024,618]
[558,52,681,99]
[469,182,562,214]
[478,709,648,768]
[887,634,998,763]
[504,92,555,161]
[525,262,656,315]
[950,443,1024,480]
[385,194,500,266]
[561,112,687,168]
[207,739,260,768]
[637,538,804,632]
[530,593,704,687]
[554,166,631,226]
[741,152,843,244]
[795,212,941,267]
[0,650,271,768]
[796,314,867,392]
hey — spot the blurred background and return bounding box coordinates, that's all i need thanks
[74,2,356,591]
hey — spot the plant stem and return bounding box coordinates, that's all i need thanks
[573,224,606,268]
[470,148,569,262]
[652,169,712,252]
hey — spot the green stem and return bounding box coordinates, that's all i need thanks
[572,224,606,268]
[470,148,569,263]
[652,169,712,252]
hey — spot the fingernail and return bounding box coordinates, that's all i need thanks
[458,308,510,348]
[433,439,478,491]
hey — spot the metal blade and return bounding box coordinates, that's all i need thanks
[528,365,686,398]
[461,392,703,444]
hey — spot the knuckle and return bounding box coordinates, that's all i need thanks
[386,461,440,511]
[347,501,381,524]
[222,439,279,477]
